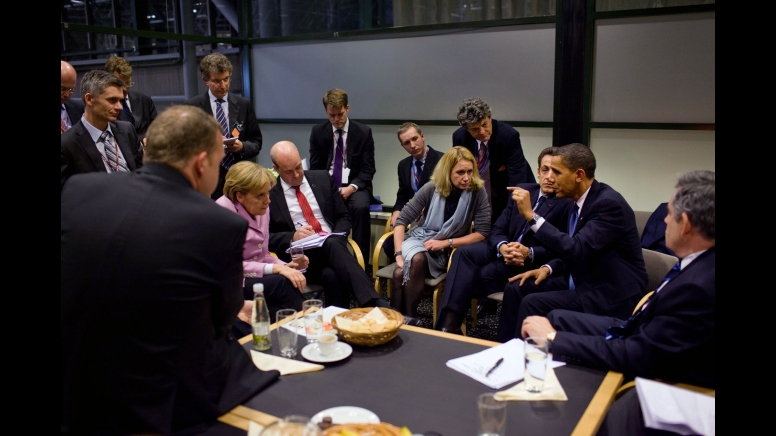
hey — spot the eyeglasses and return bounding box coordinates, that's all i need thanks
[61,86,75,94]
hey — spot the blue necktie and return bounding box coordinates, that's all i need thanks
[215,99,235,169]
[413,159,423,192]
[98,130,129,173]
[332,129,345,186]
[568,204,579,290]
[605,261,682,340]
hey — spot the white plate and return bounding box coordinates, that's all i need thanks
[301,342,353,363]
[311,406,380,424]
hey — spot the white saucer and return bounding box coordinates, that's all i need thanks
[311,406,380,424]
[301,342,353,363]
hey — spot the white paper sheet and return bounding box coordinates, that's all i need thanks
[446,338,565,389]
[286,232,347,252]
[282,305,349,337]
[635,377,715,436]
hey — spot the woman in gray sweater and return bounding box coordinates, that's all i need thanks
[392,146,491,321]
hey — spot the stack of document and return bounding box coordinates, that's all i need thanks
[286,231,347,252]
[635,377,715,435]
[446,339,564,389]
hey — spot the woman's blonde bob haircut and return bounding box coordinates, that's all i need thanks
[430,146,484,197]
[223,161,277,201]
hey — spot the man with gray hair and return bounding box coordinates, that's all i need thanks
[62,105,278,434]
[453,97,535,222]
[61,69,142,188]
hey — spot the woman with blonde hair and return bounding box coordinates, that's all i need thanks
[216,161,309,325]
[392,146,491,324]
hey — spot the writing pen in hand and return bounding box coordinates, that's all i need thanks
[485,357,504,378]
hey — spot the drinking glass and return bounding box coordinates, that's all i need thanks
[302,299,323,343]
[477,392,506,436]
[289,246,307,273]
[524,336,549,393]
[276,308,298,358]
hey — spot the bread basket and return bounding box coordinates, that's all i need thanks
[330,307,404,346]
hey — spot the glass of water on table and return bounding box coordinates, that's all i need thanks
[302,298,323,343]
[289,245,307,273]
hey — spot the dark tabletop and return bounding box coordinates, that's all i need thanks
[234,327,607,436]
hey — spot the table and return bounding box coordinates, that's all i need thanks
[219,325,623,435]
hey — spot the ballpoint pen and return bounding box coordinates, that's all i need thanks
[485,357,504,377]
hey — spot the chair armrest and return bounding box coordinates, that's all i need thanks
[347,238,365,270]
[372,230,395,279]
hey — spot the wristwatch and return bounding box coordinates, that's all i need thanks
[546,331,557,342]
[529,214,541,226]
[394,250,402,257]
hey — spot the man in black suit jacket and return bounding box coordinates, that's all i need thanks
[309,88,377,263]
[382,122,445,257]
[61,106,278,435]
[61,60,83,133]
[504,143,647,339]
[435,147,572,334]
[61,70,143,188]
[522,170,715,392]
[105,55,159,138]
[453,98,536,223]
[268,140,389,309]
[185,53,262,198]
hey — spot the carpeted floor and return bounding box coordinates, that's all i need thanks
[411,296,501,342]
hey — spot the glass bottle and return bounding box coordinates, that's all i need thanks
[252,283,271,351]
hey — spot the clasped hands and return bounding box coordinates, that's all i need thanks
[499,242,529,266]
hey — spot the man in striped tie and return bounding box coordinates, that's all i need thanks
[185,53,263,199]
[382,122,445,258]
[61,69,143,188]
[521,170,715,392]
[61,60,83,134]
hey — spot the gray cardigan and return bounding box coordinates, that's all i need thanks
[395,182,491,237]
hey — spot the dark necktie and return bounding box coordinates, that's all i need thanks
[605,261,682,340]
[568,204,579,290]
[98,130,129,173]
[516,195,547,242]
[332,129,345,186]
[61,105,70,133]
[121,98,133,118]
[215,99,235,169]
[477,141,488,172]
[413,159,423,192]
[293,185,323,233]
[478,141,491,205]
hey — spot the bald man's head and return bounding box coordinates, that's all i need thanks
[61,60,77,104]
[270,141,304,187]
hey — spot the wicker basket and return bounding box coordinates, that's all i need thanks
[330,307,404,347]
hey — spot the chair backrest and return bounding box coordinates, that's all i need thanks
[642,248,678,291]
[634,210,652,238]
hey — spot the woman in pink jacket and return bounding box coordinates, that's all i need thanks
[216,161,309,323]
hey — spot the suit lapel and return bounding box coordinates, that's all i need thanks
[75,124,107,172]
[110,122,137,170]
[576,180,601,231]
[270,182,295,229]
[227,95,238,132]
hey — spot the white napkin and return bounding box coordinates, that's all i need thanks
[446,338,565,389]
[250,350,324,375]
[635,377,715,435]
[494,367,568,401]
[247,420,264,436]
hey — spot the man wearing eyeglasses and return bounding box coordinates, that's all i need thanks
[104,56,158,139]
[61,60,83,134]
[185,53,263,199]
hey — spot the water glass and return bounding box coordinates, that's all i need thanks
[289,246,307,273]
[276,308,298,358]
[302,299,323,343]
[477,392,506,436]
[524,336,549,393]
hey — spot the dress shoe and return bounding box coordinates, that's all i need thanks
[440,327,463,335]
[402,315,423,327]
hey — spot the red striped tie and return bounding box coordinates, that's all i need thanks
[294,185,323,233]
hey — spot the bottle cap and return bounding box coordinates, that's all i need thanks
[253,283,264,296]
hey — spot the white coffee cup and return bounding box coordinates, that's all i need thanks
[317,332,338,356]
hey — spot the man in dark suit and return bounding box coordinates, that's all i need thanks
[268,140,390,309]
[104,56,158,138]
[453,97,536,223]
[61,105,278,435]
[309,88,377,263]
[61,60,83,133]
[503,143,647,339]
[185,52,262,199]
[435,147,572,334]
[382,122,445,257]
[521,170,715,393]
[61,69,143,188]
